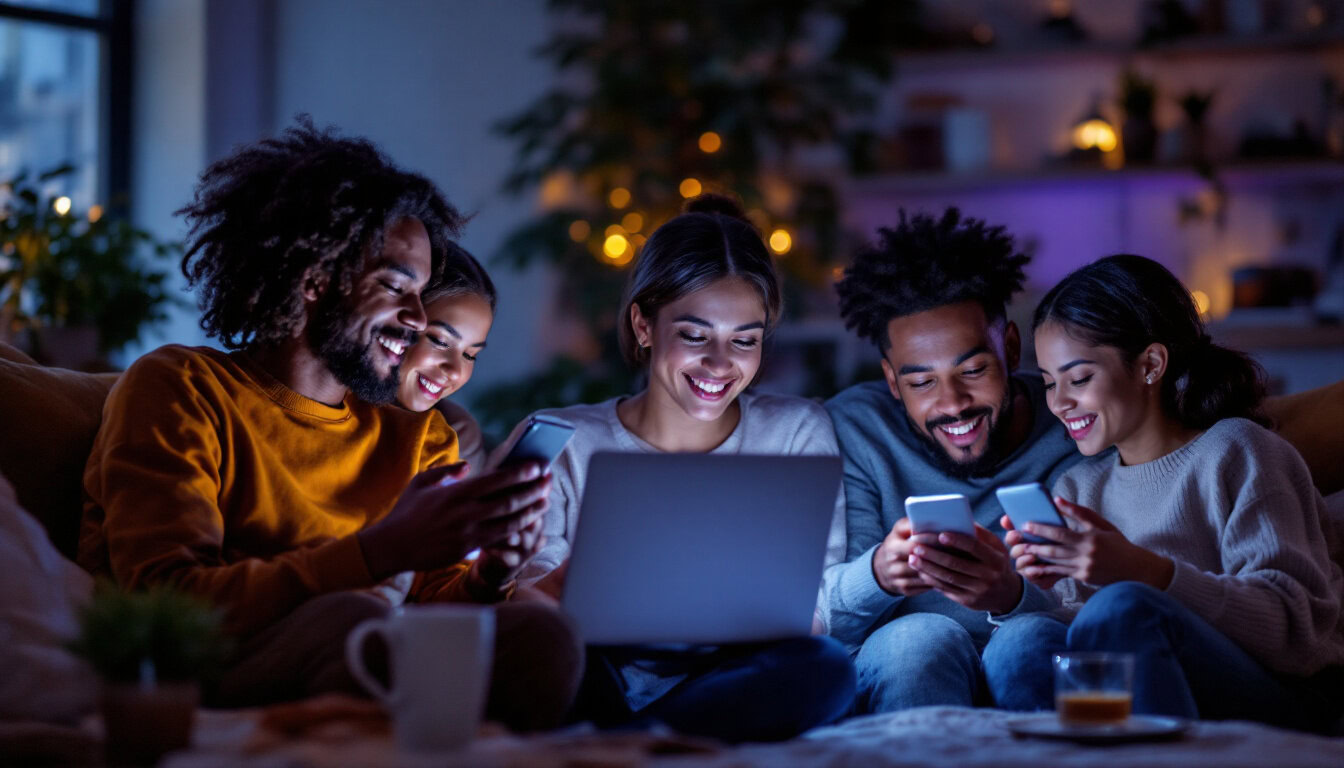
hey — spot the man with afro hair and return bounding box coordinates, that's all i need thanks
[822,208,1083,713]
[78,119,582,729]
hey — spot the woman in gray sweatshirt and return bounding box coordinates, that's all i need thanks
[496,194,855,742]
[981,254,1343,732]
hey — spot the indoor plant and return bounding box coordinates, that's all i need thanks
[1119,69,1159,164]
[68,584,229,765]
[0,166,182,369]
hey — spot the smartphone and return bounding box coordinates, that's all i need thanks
[995,482,1066,544]
[494,414,576,472]
[903,493,976,537]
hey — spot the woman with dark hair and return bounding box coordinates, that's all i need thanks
[981,254,1344,731]
[497,194,855,742]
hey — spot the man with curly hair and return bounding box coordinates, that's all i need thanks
[824,208,1083,713]
[77,120,582,729]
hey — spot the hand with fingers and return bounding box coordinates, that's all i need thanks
[872,517,935,597]
[356,461,553,581]
[906,524,1024,614]
[466,517,547,599]
[1004,496,1174,590]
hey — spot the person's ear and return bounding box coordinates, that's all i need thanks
[880,354,902,403]
[629,303,653,350]
[1002,320,1022,373]
[301,268,328,303]
[1139,343,1169,387]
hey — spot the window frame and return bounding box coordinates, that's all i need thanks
[0,0,133,211]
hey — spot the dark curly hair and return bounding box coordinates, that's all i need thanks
[177,116,466,350]
[836,208,1030,352]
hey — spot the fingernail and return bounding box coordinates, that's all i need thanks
[525,464,541,479]
[914,546,926,556]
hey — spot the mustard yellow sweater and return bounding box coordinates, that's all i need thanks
[79,345,463,637]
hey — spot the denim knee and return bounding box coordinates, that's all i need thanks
[764,636,857,730]
[983,613,1067,711]
[855,613,979,711]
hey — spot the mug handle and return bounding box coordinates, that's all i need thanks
[345,618,394,703]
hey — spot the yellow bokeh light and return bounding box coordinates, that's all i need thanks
[698,131,722,153]
[568,219,591,242]
[768,228,792,255]
[1192,290,1211,316]
[604,224,626,238]
[621,212,644,233]
[679,178,702,198]
[631,233,647,248]
[87,204,103,223]
[608,187,631,209]
[1072,119,1117,153]
[53,196,72,216]
[603,234,629,260]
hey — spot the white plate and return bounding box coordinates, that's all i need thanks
[1006,714,1189,744]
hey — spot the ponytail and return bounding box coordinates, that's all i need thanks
[1034,254,1268,430]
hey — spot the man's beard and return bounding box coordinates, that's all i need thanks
[307,292,411,405]
[906,384,1016,481]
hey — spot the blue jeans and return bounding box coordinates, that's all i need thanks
[854,612,983,712]
[982,582,1338,731]
[580,636,857,742]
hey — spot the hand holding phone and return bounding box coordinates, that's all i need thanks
[491,415,576,472]
[995,483,1066,544]
[903,493,975,537]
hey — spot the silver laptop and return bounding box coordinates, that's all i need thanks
[561,451,841,645]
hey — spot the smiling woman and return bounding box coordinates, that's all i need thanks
[494,194,856,743]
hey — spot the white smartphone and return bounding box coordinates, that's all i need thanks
[994,482,1066,544]
[493,414,576,472]
[903,493,975,537]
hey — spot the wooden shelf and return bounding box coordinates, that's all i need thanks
[845,160,1344,196]
[895,33,1344,73]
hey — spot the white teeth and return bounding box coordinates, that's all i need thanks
[418,375,443,394]
[1067,415,1096,431]
[940,417,980,436]
[377,336,405,356]
[691,377,726,394]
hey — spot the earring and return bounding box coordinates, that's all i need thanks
[1145,373,1155,384]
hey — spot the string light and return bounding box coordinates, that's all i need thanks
[608,187,631,209]
[621,212,644,232]
[679,178,702,198]
[604,224,626,238]
[87,204,103,223]
[603,234,629,260]
[53,196,72,216]
[568,220,591,242]
[1192,290,1211,316]
[698,132,722,153]
[1072,119,1117,153]
[768,228,792,255]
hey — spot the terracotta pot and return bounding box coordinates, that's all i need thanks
[99,681,199,766]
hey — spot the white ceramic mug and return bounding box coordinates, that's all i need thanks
[345,604,494,752]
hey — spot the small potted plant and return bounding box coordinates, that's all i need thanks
[0,166,182,369]
[1118,69,1159,164]
[68,584,229,765]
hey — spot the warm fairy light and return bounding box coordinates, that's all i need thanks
[831,265,845,282]
[621,212,644,232]
[698,131,722,153]
[768,228,792,255]
[1049,0,1072,18]
[608,187,631,209]
[53,196,72,216]
[568,220,591,242]
[1072,119,1117,153]
[679,177,702,198]
[971,23,994,45]
[1307,3,1326,26]
[631,233,647,248]
[604,224,626,238]
[603,233,629,260]
[87,204,103,223]
[1192,290,1211,316]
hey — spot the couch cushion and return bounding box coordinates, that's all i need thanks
[1264,380,1344,498]
[0,343,118,559]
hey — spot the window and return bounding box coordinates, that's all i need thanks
[0,1,129,209]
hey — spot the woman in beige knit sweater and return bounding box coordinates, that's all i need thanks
[981,254,1343,732]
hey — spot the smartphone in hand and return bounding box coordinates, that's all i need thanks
[995,482,1066,544]
[492,415,575,472]
[903,493,975,537]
